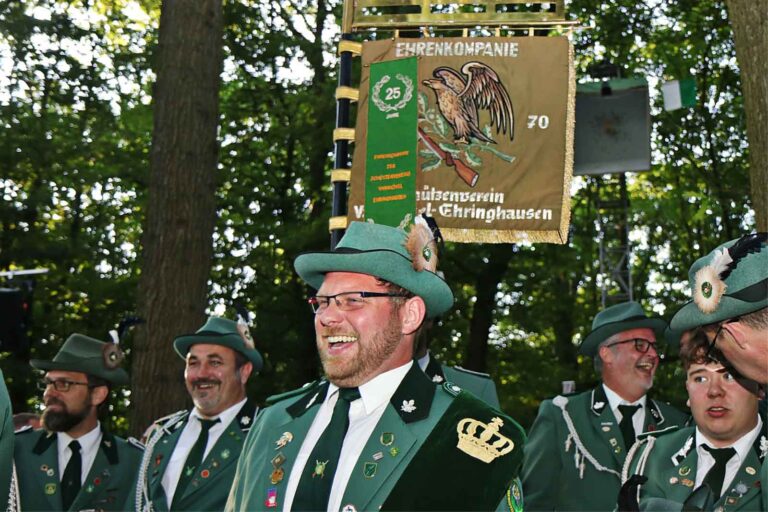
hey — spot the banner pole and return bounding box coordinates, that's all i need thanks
[331,33,354,249]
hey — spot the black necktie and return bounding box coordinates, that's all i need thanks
[172,417,219,508]
[702,445,736,498]
[61,440,81,510]
[618,404,641,449]
[292,387,361,512]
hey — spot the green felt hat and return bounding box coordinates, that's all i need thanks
[294,221,454,318]
[670,233,768,332]
[173,317,263,371]
[579,301,667,357]
[30,333,129,385]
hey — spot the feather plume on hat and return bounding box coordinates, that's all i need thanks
[104,329,125,370]
[693,233,768,313]
[405,216,439,273]
[102,316,142,370]
[234,304,256,350]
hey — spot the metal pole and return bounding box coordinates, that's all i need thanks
[331,33,354,249]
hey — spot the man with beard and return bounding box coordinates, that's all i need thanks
[622,331,764,511]
[134,316,262,511]
[13,333,143,511]
[521,302,689,511]
[226,221,526,512]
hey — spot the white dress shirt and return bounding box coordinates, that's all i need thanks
[57,423,102,484]
[283,361,413,512]
[603,384,648,436]
[162,398,247,503]
[694,416,763,497]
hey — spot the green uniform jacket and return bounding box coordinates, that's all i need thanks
[624,426,766,511]
[226,363,526,512]
[134,400,257,512]
[521,385,689,511]
[0,371,13,509]
[423,355,501,408]
[13,426,143,511]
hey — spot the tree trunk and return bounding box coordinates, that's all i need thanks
[130,0,223,436]
[726,0,768,231]
[464,246,514,371]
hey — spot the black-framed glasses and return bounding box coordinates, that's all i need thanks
[705,316,741,365]
[308,291,410,314]
[605,338,658,354]
[38,378,90,392]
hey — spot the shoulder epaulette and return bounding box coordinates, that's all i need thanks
[266,380,322,405]
[14,425,34,435]
[453,365,491,378]
[127,436,145,451]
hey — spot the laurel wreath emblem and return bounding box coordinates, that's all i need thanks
[371,73,414,113]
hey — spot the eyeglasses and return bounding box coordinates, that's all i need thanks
[605,338,658,354]
[705,316,741,366]
[308,291,410,314]
[38,379,91,392]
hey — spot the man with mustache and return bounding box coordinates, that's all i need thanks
[521,302,689,511]
[669,232,767,510]
[226,221,526,512]
[134,316,262,511]
[13,333,143,511]
[622,331,764,511]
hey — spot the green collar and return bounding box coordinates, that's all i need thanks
[423,355,446,383]
[389,361,436,423]
[286,381,330,418]
[33,427,120,464]
[235,399,258,432]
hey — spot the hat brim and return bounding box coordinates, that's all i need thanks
[294,248,454,318]
[579,317,667,357]
[669,294,768,332]
[173,333,264,372]
[30,359,129,386]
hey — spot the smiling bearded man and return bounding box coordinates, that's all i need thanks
[226,220,527,512]
[134,316,263,512]
[521,301,690,512]
[13,334,142,512]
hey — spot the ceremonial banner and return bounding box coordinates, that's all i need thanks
[364,57,419,226]
[347,37,575,244]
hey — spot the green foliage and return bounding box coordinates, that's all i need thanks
[0,0,755,434]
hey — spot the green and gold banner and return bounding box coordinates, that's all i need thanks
[347,37,575,244]
[364,57,419,226]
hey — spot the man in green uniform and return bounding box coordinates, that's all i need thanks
[1,370,13,510]
[134,316,262,511]
[521,301,689,511]
[623,332,764,511]
[13,333,143,511]
[226,221,526,512]
[669,232,767,511]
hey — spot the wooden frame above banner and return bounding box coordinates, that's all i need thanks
[342,0,579,32]
[329,0,580,246]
